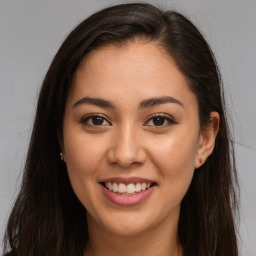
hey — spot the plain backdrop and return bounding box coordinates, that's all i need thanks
[0,0,255,255]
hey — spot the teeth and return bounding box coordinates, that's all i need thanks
[127,184,135,193]
[118,183,126,193]
[105,182,152,194]
[112,183,118,192]
[107,182,113,191]
[135,183,141,192]
[141,183,146,190]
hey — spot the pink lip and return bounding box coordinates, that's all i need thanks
[99,177,157,206]
[101,185,155,206]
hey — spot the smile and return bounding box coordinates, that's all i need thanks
[100,177,157,206]
[104,182,151,195]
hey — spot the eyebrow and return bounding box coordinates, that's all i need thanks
[73,96,184,109]
[139,96,184,109]
[73,97,115,109]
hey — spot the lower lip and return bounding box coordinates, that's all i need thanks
[101,185,155,206]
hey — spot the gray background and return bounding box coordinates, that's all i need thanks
[0,0,255,255]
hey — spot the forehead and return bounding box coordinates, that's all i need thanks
[68,41,197,111]
[76,41,177,82]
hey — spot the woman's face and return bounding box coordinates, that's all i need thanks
[62,41,207,236]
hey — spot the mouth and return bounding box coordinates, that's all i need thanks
[100,181,157,195]
[99,177,157,206]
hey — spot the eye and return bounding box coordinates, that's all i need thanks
[81,114,111,126]
[144,114,176,127]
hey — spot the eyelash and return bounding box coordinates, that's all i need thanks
[80,113,176,128]
[81,114,111,126]
[144,113,177,127]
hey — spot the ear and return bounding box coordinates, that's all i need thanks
[195,112,220,168]
[57,129,65,161]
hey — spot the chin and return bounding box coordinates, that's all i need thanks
[98,210,159,237]
[106,222,151,237]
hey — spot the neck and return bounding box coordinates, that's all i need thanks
[84,214,182,256]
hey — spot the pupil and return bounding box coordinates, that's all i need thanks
[92,116,104,125]
[153,117,164,126]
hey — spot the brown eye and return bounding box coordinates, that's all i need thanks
[144,114,176,127]
[152,117,165,126]
[91,116,104,125]
[81,114,111,126]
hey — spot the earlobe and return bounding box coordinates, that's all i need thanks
[195,112,220,168]
[57,130,65,161]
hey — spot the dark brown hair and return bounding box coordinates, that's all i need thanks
[3,3,239,256]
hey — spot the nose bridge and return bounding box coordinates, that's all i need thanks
[108,121,146,167]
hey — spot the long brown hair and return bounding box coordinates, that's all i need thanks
[3,3,239,256]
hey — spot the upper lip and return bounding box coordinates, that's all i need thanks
[99,177,157,185]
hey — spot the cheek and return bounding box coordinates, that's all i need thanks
[63,132,107,204]
[151,132,197,169]
[148,130,198,192]
[64,132,105,174]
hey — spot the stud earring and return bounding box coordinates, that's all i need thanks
[60,152,64,161]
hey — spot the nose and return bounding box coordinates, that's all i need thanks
[107,124,147,167]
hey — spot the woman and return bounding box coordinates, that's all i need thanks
[3,3,239,256]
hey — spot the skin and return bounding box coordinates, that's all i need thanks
[61,41,219,256]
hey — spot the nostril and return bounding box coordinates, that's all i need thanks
[106,144,147,167]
